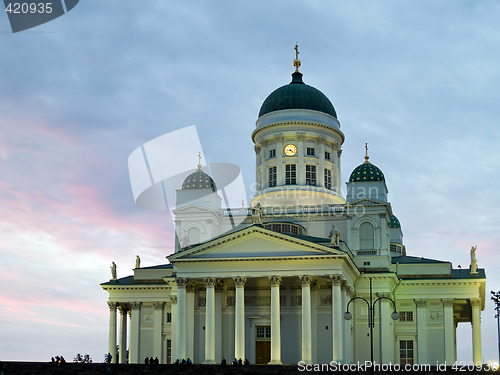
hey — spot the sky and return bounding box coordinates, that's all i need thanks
[1,0,500,364]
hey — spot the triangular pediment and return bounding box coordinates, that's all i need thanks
[347,198,387,206]
[168,226,346,262]
[172,204,218,214]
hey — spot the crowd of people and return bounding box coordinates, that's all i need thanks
[50,356,66,365]
[145,357,160,364]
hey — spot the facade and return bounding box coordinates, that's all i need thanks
[101,53,486,366]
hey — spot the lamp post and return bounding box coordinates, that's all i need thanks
[343,277,399,364]
[491,291,500,364]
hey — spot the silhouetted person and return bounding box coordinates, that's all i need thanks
[244,358,249,365]
[221,358,227,366]
[238,358,242,365]
[154,357,159,364]
[181,359,186,365]
[145,357,149,365]
[186,358,192,365]
[232,358,237,365]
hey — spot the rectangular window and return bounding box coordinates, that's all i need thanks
[167,339,172,364]
[285,164,296,185]
[269,166,277,187]
[400,340,414,365]
[166,312,172,323]
[399,311,413,322]
[325,151,331,160]
[324,169,332,189]
[306,165,316,186]
[256,325,271,338]
[307,147,315,156]
[269,149,276,158]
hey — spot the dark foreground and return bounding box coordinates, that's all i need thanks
[0,362,495,375]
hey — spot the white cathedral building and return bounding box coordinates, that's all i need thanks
[101,51,486,366]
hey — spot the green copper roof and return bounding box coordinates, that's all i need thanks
[182,169,217,192]
[258,72,337,118]
[349,162,385,182]
[389,215,401,228]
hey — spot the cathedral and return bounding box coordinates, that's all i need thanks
[101,48,486,366]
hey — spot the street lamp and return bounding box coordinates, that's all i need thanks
[344,277,399,364]
[491,291,500,364]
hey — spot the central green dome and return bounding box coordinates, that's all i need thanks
[258,72,337,118]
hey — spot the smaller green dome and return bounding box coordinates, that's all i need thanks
[389,215,401,228]
[182,169,217,192]
[349,162,385,182]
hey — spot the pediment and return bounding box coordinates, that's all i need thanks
[347,198,386,206]
[172,205,217,214]
[168,226,346,262]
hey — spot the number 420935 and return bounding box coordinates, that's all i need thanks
[5,2,53,14]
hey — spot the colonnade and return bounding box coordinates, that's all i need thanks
[174,274,351,365]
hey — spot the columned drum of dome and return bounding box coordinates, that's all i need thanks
[252,52,345,207]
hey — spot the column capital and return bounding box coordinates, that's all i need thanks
[261,139,269,147]
[176,277,187,288]
[186,281,196,293]
[215,280,225,292]
[118,304,129,314]
[269,275,282,286]
[442,298,454,307]
[300,275,313,286]
[274,134,285,143]
[296,132,306,142]
[205,277,216,288]
[254,145,262,153]
[130,302,141,310]
[233,276,247,287]
[330,274,343,286]
[170,296,178,304]
[153,301,165,310]
[471,298,482,308]
[414,299,428,308]
[107,301,117,310]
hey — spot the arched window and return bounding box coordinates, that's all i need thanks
[188,227,201,245]
[359,222,374,250]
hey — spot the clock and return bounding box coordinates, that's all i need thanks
[284,144,297,156]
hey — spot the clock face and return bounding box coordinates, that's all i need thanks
[284,144,297,156]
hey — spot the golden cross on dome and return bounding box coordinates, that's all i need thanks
[293,44,301,72]
[197,152,202,170]
[364,143,370,163]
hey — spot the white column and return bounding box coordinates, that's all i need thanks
[471,299,482,364]
[108,302,117,363]
[254,144,262,191]
[204,277,216,364]
[176,278,186,361]
[275,135,284,186]
[301,276,312,364]
[415,299,427,364]
[170,297,178,363]
[129,302,141,364]
[380,295,394,364]
[260,140,267,189]
[318,138,325,188]
[215,282,223,362]
[186,283,195,360]
[331,275,343,362]
[442,299,455,364]
[118,305,128,363]
[269,275,282,364]
[234,277,246,361]
[153,302,164,363]
[297,133,306,185]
